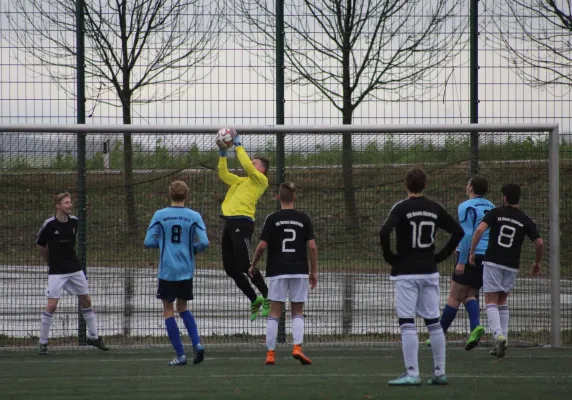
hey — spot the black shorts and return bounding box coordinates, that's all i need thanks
[221,218,254,275]
[156,279,194,302]
[451,254,484,290]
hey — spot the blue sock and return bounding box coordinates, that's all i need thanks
[165,317,184,357]
[440,305,458,334]
[465,300,480,331]
[180,310,201,348]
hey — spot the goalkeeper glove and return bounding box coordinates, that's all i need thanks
[230,129,242,147]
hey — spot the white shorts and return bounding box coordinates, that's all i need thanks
[394,277,440,320]
[483,264,517,293]
[268,277,309,303]
[45,271,89,298]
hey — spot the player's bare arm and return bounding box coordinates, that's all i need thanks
[308,239,318,289]
[37,244,49,263]
[531,238,544,275]
[248,240,268,278]
[469,221,488,264]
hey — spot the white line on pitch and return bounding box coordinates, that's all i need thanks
[0,354,570,364]
[0,373,570,382]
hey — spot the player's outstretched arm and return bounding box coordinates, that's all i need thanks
[531,238,544,275]
[218,154,241,186]
[248,240,267,277]
[193,215,209,255]
[144,215,161,248]
[435,210,465,263]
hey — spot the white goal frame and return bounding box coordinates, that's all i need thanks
[0,122,561,347]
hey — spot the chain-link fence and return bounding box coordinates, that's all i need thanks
[0,125,567,348]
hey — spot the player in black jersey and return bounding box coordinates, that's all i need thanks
[35,192,109,355]
[249,182,318,366]
[469,184,543,358]
[380,167,464,386]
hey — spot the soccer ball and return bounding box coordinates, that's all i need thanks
[215,128,235,149]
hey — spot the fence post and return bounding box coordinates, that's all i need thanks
[549,127,561,348]
[275,0,287,344]
[75,0,88,346]
[469,0,479,178]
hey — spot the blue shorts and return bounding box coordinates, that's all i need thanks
[451,254,484,290]
[156,279,194,302]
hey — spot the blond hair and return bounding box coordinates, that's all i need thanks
[169,181,189,202]
[53,191,71,209]
[279,182,297,203]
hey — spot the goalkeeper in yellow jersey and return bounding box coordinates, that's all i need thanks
[217,129,271,321]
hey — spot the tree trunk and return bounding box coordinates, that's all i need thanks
[341,30,357,336]
[122,97,136,337]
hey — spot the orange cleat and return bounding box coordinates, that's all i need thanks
[292,345,312,365]
[265,350,276,365]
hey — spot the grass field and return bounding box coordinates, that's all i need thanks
[1,159,571,275]
[1,346,571,400]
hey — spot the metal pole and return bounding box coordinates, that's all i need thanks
[76,0,88,345]
[549,127,561,348]
[275,0,287,344]
[469,0,479,177]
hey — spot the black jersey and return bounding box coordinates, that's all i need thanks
[481,206,540,270]
[380,196,464,278]
[36,216,82,275]
[259,209,315,278]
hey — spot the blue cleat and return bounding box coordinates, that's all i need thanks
[168,354,187,366]
[193,344,205,365]
[388,372,422,386]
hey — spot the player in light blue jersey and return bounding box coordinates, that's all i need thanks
[428,177,494,351]
[144,181,209,366]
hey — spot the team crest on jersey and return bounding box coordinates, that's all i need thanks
[54,230,60,235]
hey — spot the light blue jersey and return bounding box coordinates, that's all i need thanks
[144,206,209,281]
[457,197,495,264]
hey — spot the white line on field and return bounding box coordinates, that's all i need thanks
[0,373,570,382]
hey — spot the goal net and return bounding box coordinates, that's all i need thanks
[0,123,564,350]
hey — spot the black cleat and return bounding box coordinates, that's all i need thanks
[87,337,110,351]
[37,343,48,355]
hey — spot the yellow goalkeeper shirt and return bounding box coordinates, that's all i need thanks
[218,146,269,221]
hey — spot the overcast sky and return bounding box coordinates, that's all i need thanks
[0,0,569,153]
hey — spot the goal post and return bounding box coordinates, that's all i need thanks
[0,123,562,349]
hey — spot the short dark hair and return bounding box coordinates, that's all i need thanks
[279,182,297,203]
[470,176,489,196]
[405,167,427,193]
[501,183,521,205]
[254,156,270,175]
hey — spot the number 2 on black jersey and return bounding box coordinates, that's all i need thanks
[282,228,296,253]
[171,225,182,244]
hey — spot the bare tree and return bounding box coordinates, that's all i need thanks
[487,0,572,89]
[5,0,222,237]
[230,0,466,229]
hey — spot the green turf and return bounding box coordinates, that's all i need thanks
[0,346,570,400]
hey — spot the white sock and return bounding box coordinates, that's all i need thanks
[498,305,509,339]
[486,304,503,339]
[81,308,99,340]
[292,315,304,345]
[40,311,53,344]
[427,323,446,376]
[400,323,419,377]
[266,317,279,350]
